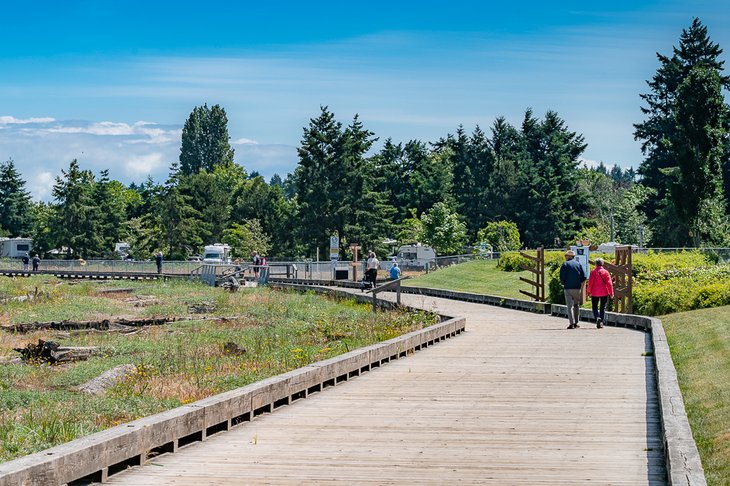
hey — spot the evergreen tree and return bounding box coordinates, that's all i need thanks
[230,175,294,256]
[634,18,730,243]
[487,117,522,222]
[92,170,128,256]
[0,159,34,237]
[669,66,730,245]
[157,176,203,259]
[409,143,454,217]
[516,110,588,247]
[438,126,492,238]
[179,104,235,175]
[50,160,100,258]
[293,107,395,255]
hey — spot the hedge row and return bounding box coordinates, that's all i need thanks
[500,250,726,315]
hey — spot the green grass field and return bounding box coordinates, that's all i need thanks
[661,306,730,485]
[0,278,437,463]
[404,259,531,299]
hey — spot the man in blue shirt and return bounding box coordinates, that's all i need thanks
[389,261,401,280]
[560,250,586,329]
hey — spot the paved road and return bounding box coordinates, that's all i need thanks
[107,292,665,485]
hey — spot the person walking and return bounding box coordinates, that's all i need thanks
[587,257,614,329]
[560,250,586,329]
[22,253,30,271]
[251,251,261,279]
[31,254,40,272]
[258,254,269,284]
[155,252,163,274]
[365,251,379,289]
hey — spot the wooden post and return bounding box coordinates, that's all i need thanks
[518,247,545,302]
[602,245,633,314]
[350,244,361,282]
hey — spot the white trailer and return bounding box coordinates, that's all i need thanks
[0,237,34,258]
[203,243,232,264]
[395,243,436,268]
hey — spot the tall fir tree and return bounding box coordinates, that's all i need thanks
[92,170,128,256]
[516,110,588,247]
[670,66,730,245]
[0,159,34,237]
[51,160,100,258]
[179,104,235,175]
[634,18,730,244]
[293,107,394,255]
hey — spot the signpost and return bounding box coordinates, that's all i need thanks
[330,235,339,280]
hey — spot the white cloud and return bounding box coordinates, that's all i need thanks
[579,157,602,169]
[125,153,165,178]
[45,121,175,139]
[27,171,55,202]
[0,115,299,200]
[0,116,56,125]
[231,137,259,145]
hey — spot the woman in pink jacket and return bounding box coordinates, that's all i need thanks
[587,257,614,329]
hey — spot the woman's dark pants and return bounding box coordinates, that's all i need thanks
[591,296,608,321]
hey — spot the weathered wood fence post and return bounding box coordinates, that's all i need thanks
[601,245,633,314]
[519,247,546,302]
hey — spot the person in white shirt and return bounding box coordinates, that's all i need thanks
[365,251,379,289]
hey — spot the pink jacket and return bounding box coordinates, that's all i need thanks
[587,266,614,298]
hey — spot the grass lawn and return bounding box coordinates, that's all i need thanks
[404,259,530,300]
[661,306,730,485]
[0,277,437,463]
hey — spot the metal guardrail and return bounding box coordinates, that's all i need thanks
[0,259,200,275]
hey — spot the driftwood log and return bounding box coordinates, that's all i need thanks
[2,316,184,334]
[13,339,98,364]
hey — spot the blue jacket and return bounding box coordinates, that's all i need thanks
[560,259,586,289]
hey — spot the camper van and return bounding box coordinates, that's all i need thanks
[0,237,33,258]
[203,244,232,264]
[395,243,436,268]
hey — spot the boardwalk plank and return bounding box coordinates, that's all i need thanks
[106,293,666,485]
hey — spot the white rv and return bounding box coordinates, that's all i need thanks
[114,242,131,259]
[203,244,232,264]
[0,237,33,258]
[395,243,436,268]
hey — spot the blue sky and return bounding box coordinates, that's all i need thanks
[1,1,729,200]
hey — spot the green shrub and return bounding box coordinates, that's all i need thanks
[548,266,564,304]
[692,282,730,309]
[633,280,697,316]
[499,250,564,273]
[497,251,529,272]
[633,267,730,315]
[632,250,711,279]
[477,221,521,252]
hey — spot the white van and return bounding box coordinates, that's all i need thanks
[396,243,436,268]
[203,244,232,264]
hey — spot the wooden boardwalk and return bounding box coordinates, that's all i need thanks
[107,292,666,485]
